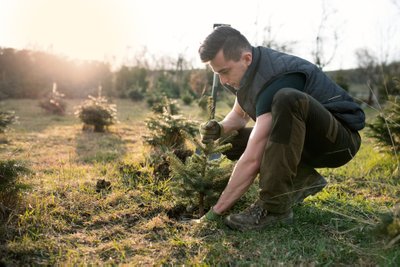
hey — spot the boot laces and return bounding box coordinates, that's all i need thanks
[245,204,267,224]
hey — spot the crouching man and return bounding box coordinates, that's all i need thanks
[198,26,365,231]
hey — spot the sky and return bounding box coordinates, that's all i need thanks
[0,0,399,71]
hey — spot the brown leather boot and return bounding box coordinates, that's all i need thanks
[224,203,293,231]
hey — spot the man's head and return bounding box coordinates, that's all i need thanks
[199,26,252,89]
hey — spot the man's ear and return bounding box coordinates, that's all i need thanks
[242,51,252,66]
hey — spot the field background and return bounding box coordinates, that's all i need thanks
[0,98,399,266]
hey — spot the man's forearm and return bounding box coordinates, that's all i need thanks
[219,99,249,134]
[220,110,249,134]
[213,157,259,214]
[213,113,272,215]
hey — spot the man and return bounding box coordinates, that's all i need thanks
[198,26,365,231]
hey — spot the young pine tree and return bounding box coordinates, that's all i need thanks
[39,83,67,115]
[0,159,29,220]
[75,86,117,132]
[168,96,235,217]
[168,133,234,217]
[0,111,17,133]
[367,78,400,152]
[143,96,197,150]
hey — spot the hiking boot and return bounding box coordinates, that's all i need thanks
[294,174,327,204]
[224,203,293,231]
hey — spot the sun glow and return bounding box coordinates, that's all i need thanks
[1,0,399,70]
[6,0,140,62]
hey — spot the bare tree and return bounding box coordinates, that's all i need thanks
[260,24,297,53]
[312,0,340,70]
[133,47,150,69]
[355,48,380,106]
[253,10,296,53]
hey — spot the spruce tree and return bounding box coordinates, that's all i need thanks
[136,96,198,183]
[168,96,235,217]
[143,96,197,151]
[168,133,234,217]
[39,83,67,115]
[75,86,117,132]
[0,111,17,133]
[367,78,400,152]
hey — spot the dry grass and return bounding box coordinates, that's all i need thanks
[0,98,399,265]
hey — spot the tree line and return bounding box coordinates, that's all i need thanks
[0,47,214,101]
[0,48,112,99]
[0,46,399,106]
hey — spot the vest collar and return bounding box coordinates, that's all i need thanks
[239,46,261,90]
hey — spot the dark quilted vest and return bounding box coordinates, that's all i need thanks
[234,46,365,131]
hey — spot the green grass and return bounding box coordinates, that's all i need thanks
[0,99,399,266]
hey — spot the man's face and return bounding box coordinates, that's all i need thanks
[209,49,252,90]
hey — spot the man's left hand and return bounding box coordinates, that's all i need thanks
[198,207,223,223]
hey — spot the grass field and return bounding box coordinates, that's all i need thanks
[0,98,399,266]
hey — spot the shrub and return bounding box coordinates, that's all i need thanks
[146,93,163,109]
[334,71,350,91]
[75,92,117,132]
[168,132,234,217]
[39,84,67,115]
[0,110,17,133]
[155,72,180,99]
[152,96,180,115]
[0,159,29,220]
[146,92,180,114]
[143,96,198,150]
[128,88,145,101]
[181,93,193,106]
[367,79,400,152]
[198,95,209,112]
[376,204,400,247]
[0,160,28,192]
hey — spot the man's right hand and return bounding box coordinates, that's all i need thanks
[200,120,223,143]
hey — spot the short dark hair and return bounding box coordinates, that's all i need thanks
[198,26,252,63]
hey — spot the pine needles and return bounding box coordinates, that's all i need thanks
[168,131,234,217]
